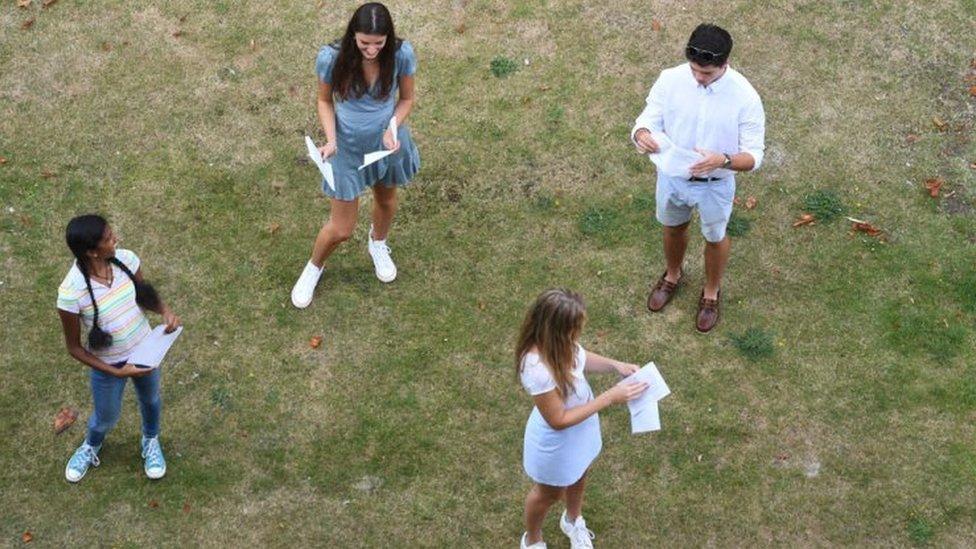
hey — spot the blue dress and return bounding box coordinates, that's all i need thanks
[315,41,421,201]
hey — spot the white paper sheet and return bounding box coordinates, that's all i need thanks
[127,325,183,369]
[358,117,398,170]
[647,132,705,179]
[305,136,336,191]
[623,362,671,434]
[631,401,661,433]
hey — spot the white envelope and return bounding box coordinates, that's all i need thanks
[623,362,671,434]
[305,136,335,191]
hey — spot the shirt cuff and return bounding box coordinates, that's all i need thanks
[740,149,764,172]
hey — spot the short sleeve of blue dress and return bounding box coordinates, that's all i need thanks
[315,41,421,201]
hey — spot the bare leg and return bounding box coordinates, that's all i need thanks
[524,483,564,545]
[370,185,398,241]
[703,235,730,300]
[663,222,690,283]
[310,198,359,267]
[564,471,587,522]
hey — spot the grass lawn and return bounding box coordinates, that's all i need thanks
[2,0,975,546]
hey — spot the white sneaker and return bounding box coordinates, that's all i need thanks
[520,532,547,548]
[291,261,324,308]
[560,511,595,549]
[367,226,397,283]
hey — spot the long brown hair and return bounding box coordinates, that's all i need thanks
[331,2,401,101]
[515,289,587,398]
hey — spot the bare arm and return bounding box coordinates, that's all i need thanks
[583,349,639,376]
[393,74,415,125]
[532,380,648,431]
[316,81,338,155]
[58,309,144,377]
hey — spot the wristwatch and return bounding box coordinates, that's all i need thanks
[722,153,732,169]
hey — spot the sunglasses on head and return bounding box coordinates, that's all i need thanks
[685,45,725,62]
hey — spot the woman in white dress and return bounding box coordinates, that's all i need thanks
[515,289,648,549]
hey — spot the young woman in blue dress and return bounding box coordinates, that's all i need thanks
[292,2,420,308]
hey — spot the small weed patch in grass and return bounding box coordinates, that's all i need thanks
[630,192,655,212]
[907,514,934,545]
[953,270,976,313]
[882,301,966,361]
[726,212,751,237]
[490,56,519,78]
[730,327,775,361]
[545,105,564,128]
[578,206,623,240]
[211,385,232,410]
[803,189,845,222]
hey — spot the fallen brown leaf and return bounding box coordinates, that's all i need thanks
[309,336,323,349]
[182,502,191,514]
[924,177,943,198]
[19,215,32,227]
[969,85,976,97]
[172,30,183,38]
[477,300,485,311]
[40,169,56,178]
[792,213,816,227]
[54,407,79,434]
[148,500,159,509]
[17,0,31,7]
[42,0,57,8]
[905,133,920,145]
[178,14,188,23]
[287,85,299,98]
[101,41,112,52]
[733,196,742,206]
[268,222,281,235]
[849,218,883,237]
[454,21,466,34]
[933,116,948,131]
[22,531,32,543]
[970,161,976,170]
[0,157,7,165]
[21,18,35,30]
[651,19,662,31]
[745,196,757,210]
[249,38,256,51]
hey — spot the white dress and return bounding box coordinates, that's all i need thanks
[520,344,602,487]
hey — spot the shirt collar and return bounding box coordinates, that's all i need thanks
[687,63,731,95]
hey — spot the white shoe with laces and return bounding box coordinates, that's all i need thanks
[520,532,547,548]
[560,510,595,549]
[291,260,324,308]
[367,226,397,283]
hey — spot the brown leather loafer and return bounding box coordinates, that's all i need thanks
[696,290,721,333]
[647,270,683,312]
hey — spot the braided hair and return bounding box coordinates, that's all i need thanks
[65,215,160,350]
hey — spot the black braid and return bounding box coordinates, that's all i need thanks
[78,261,113,350]
[109,257,161,310]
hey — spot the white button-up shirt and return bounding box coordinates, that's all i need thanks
[632,63,766,175]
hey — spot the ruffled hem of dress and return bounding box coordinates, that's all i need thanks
[322,144,420,201]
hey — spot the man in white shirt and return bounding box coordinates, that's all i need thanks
[632,23,765,333]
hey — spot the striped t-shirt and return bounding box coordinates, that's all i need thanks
[56,249,151,364]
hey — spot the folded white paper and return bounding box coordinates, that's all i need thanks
[647,132,704,179]
[358,117,398,170]
[128,325,183,369]
[623,361,671,434]
[305,136,336,191]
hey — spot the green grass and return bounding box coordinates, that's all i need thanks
[1,0,976,546]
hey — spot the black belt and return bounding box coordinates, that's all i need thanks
[688,176,723,182]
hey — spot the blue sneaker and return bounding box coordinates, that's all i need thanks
[65,443,100,483]
[141,436,166,480]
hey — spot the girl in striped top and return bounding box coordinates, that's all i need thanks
[56,214,181,483]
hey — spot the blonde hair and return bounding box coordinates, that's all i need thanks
[515,289,587,398]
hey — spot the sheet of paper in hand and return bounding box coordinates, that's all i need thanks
[127,325,183,369]
[358,117,398,171]
[305,136,335,191]
[622,361,671,434]
[647,131,704,179]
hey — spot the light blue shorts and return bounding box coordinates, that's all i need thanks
[655,175,736,242]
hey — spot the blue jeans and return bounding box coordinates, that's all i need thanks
[86,362,162,447]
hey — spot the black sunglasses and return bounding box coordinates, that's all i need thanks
[685,45,725,62]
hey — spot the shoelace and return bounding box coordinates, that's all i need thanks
[371,242,394,267]
[72,445,100,469]
[143,438,163,465]
[570,520,595,548]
